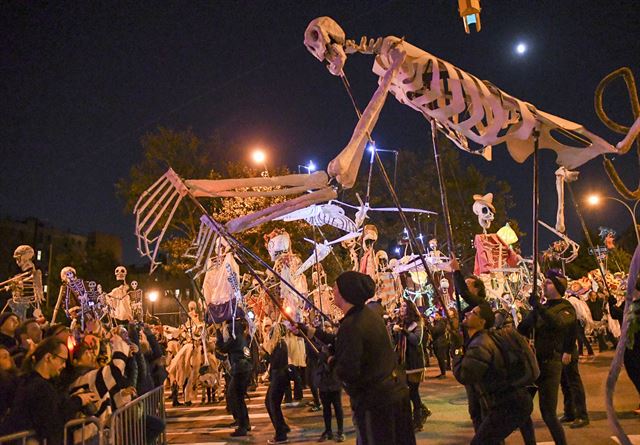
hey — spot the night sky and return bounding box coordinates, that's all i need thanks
[2,1,639,263]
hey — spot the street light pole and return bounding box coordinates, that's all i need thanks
[590,195,640,245]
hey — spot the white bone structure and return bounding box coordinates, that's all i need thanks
[296,231,362,277]
[539,220,580,263]
[1,245,44,319]
[554,167,579,233]
[304,17,617,170]
[275,203,357,232]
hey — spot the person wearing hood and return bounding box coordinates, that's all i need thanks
[304,271,416,445]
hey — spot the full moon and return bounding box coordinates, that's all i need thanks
[516,42,527,54]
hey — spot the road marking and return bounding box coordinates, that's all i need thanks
[167,403,265,412]
[612,435,640,445]
[167,412,270,422]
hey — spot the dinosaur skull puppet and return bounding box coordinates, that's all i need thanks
[305,17,616,168]
[472,193,495,233]
[115,266,127,282]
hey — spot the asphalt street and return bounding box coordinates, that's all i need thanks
[165,350,640,445]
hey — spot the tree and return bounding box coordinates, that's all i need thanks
[117,127,332,278]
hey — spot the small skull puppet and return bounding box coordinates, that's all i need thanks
[376,250,389,273]
[264,229,307,321]
[358,224,379,280]
[107,265,133,323]
[341,236,359,271]
[3,246,44,316]
[472,193,496,234]
[428,239,443,258]
[128,280,143,320]
[59,266,86,318]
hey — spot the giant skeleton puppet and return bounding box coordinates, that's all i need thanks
[107,266,133,323]
[1,245,44,320]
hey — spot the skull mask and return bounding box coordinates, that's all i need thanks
[13,245,35,271]
[115,266,127,282]
[60,266,76,283]
[362,225,378,251]
[304,16,347,76]
[472,193,495,231]
[88,281,97,291]
[376,250,389,271]
[264,229,291,262]
[130,280,139,290]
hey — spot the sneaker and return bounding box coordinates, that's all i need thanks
[335,432,346,442]
[558,415,575,423]
[319,431,333,442]
[570,418,590,429]
[267,438,288,444]
[309,404,322,412]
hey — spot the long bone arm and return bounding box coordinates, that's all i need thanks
[305,17,617,169]
[555,167,579,233]
[134,168,337,272]
[539,220,580,263]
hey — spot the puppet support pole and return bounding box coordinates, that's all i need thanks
[430,118,463,319]
[532,129,540,299]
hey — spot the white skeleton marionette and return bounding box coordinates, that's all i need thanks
[56,266,88,326]
[129,280,144,320]
[107,266,133,323]
[1,245,44,320]
[309,266,342,320]
[358,224,379,280]
[471,193,518,275]
[265,229,308,320]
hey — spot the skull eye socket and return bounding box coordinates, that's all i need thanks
[481,207,489,214]
[310,30,319,41]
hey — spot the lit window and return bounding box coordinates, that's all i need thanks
[37,250,42,261]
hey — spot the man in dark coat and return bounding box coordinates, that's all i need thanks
[518,270,577,445]
[453,302,534,444]
[309,271,415,445]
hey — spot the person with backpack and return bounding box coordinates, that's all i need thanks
[518,269,577,445]
[453,302,535,445]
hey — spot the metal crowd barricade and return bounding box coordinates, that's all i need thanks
[106,386,166,445]
[0,430,41,444]
[64,416,103,445]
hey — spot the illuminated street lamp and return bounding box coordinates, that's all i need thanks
[251,149,269,176]
[297,161,316,174]
[586,194,640,245]
[146,290,159,317]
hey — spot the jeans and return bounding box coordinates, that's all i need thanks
[228,371,251,431]
[284,365,304,402]
[471,389,533,445]
[320,389,344,433]
[561,356,588,419]
[266,371,289,440]
[407,381,423,421]
[530,358,567,445]
[353,394,416,445]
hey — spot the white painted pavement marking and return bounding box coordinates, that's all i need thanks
[612,435,640,445]
[167,403,265,412]
[167,412,270,423]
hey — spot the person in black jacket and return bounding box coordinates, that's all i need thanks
[518,269,576,445]
[453,302,534,445]
[306,271,415,445]
[394,299,430,431]
[428,311,450,378]
[450,257,487,432]
[0,345,17,422]
[0,337,98,445]
[0,313,19,353]
[216,315,253,437]
[264,322,290,444]
[314,328,345,443]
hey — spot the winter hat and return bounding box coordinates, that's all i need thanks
[546,269,567,296]
[0,313,19,330]
[336,271,376,306]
